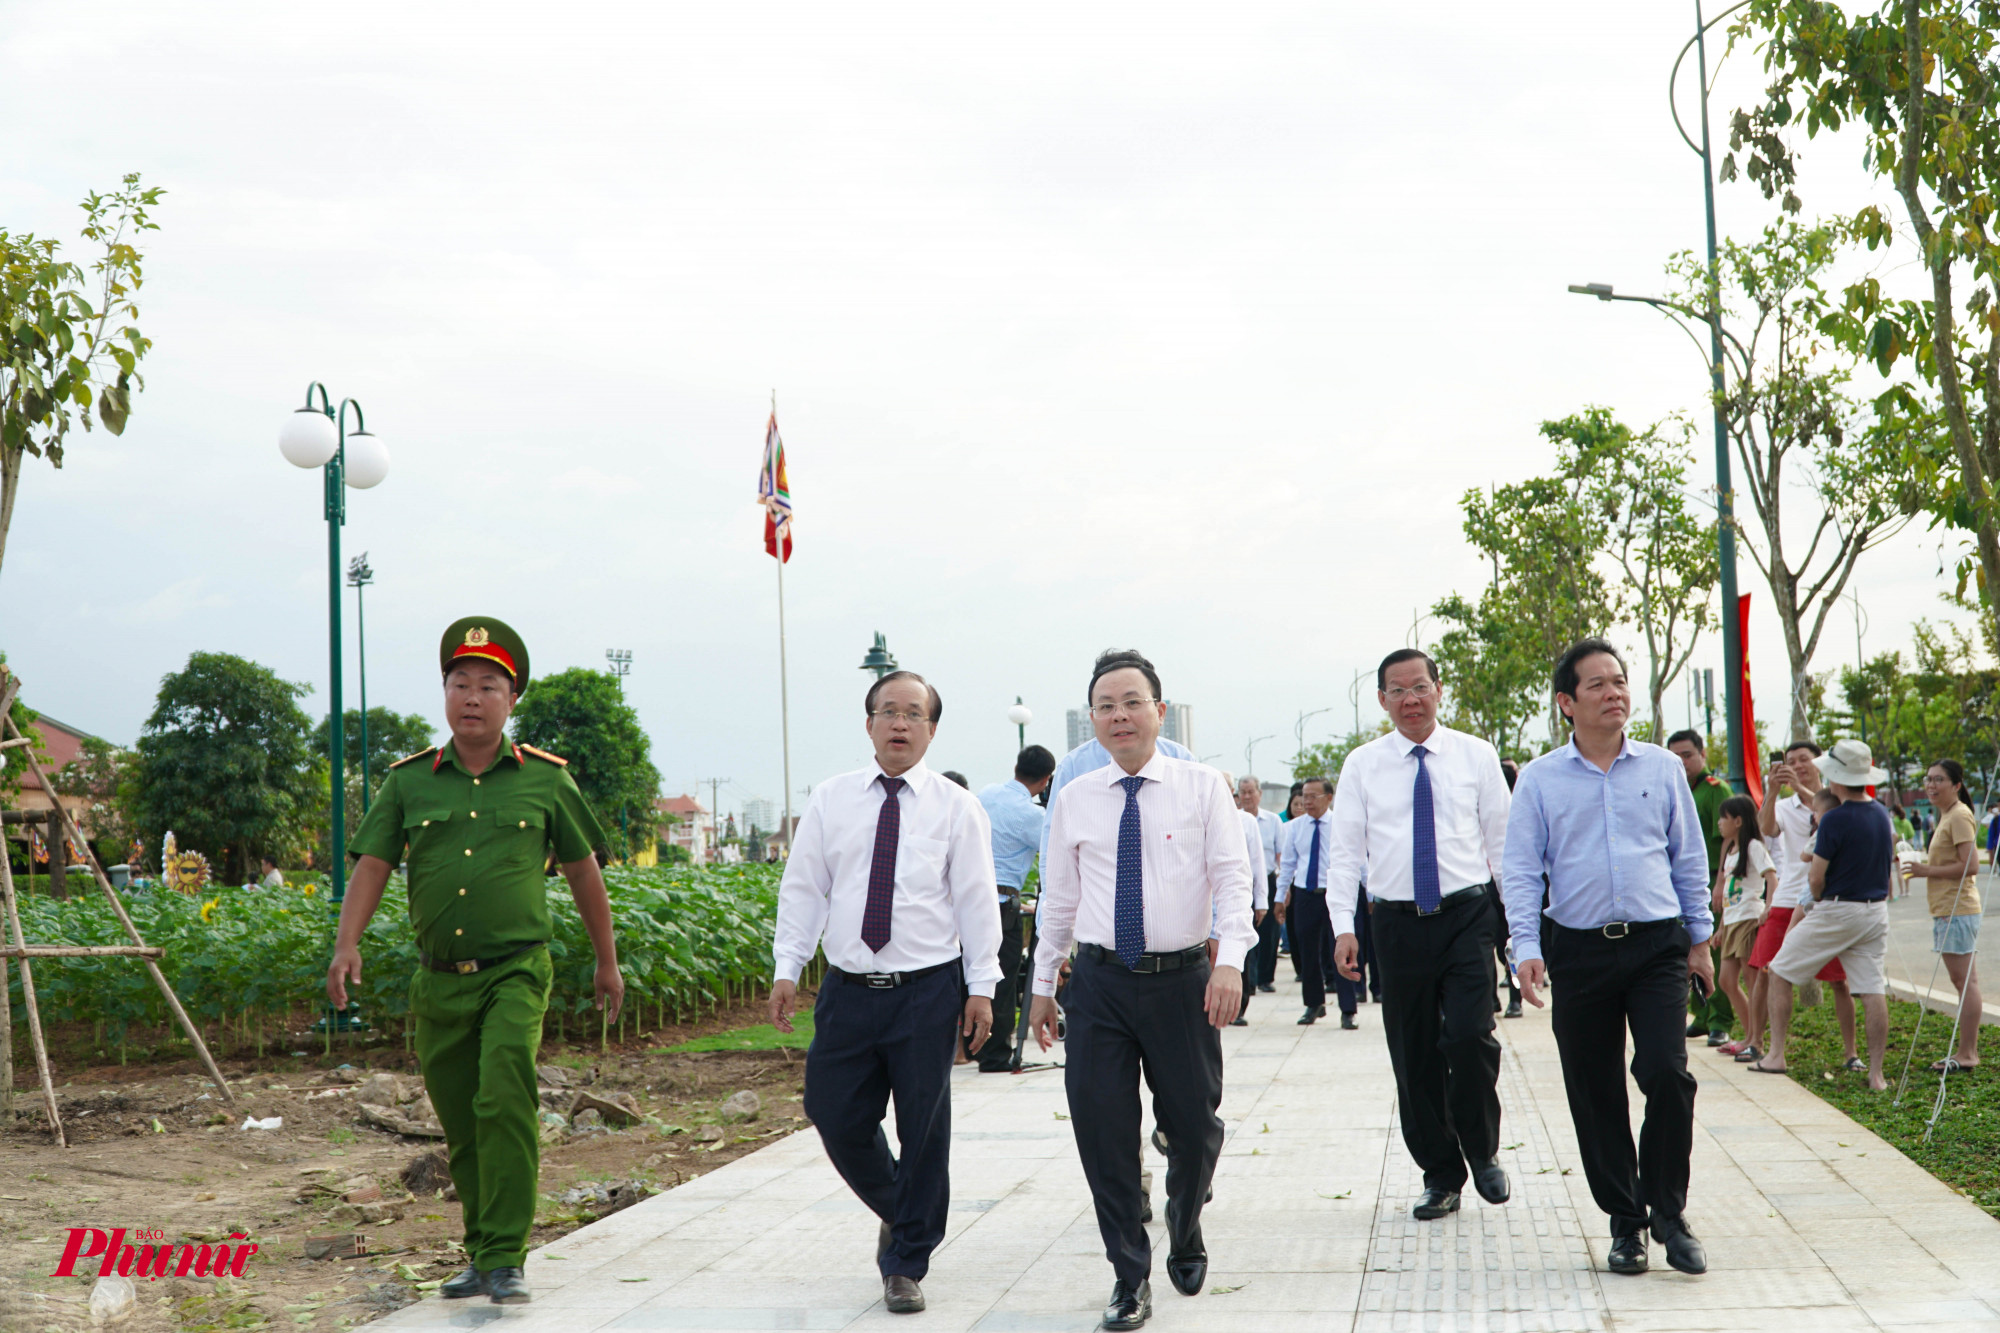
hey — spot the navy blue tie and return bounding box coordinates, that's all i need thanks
[1305,817,1322,892]
[1114,776,1147,969]
[1412,744,1442,912]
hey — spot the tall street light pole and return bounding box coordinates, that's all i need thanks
[1007,698,1032,753]
[606,649,632,855]
[348,554,375,813]
[280,384,390,905]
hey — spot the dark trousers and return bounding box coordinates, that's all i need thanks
[1253,875,1281,986]
[1687,909,1732,1032]
[1487,886,1519,1007]
[803,962,963,1279]
[1373,892,1503,1192]
[1065,949,1223,1286]
[975,896,1023,1069]
[1545,920,1697,1235]
[1289,888,1335,1010]
[1330,896,1374,1013]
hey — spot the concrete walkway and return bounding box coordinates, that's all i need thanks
[373,972,2000,1333]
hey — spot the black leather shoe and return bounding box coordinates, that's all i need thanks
[1685,1018,1707,1038]
[1340,1012,1358,1030]
[1166,1249,1207,1296]
[1412,1188,1460,1220]
[1312,1003,1327,1017]
[1505,998,1522,1018]
[878,1220,892,1263]
[1229,1016,1248,1026]
[1706,1029,1729,1047]
[1297,1009,1317,1025]
[485,1267,531,1303]
[1102,1278,1151,1330]
[1607,1233,1648,1274]
[439,1266,485,1299]
[884,1275,925,1313]
[1258,983,1275,993]
[1471,1160,1510,1204]
[1652,1216,1707,1274]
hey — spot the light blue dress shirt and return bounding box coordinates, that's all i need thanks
[977,778,1046,892]
[1039,735,1194,863]
[1500,735,1712,965]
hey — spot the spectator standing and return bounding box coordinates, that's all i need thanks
[1220,769,1269,1026]
[975,745,1055,1073]
[1277,778,1347,1027]
[1504,639,1711,1277]
[1747,743,1860,1069]
[258,854,284,888]
[1903,760,1983,1073]
[1667,731,1734,1046]
[1755,740,1895,1091]
[1709,796,1773,1055]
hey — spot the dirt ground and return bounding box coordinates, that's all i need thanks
[0,994,811,1332]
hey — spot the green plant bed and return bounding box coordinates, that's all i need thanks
[662,1012,815,1053]
[1778,993,2000,1218]
[4,862,784,1059]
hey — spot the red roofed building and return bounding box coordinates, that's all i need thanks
[14,715,99,820]
[656,794,711,863]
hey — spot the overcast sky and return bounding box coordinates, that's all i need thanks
[1,2,1972,819]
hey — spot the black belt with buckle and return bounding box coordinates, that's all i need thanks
[1371,884,1489,917]
[829,960,959,990]
[419,941,544,975]
[1077,942,1209,973]
[1552,916,1679,941]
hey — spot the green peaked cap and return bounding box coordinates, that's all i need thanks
[439,616,530,694]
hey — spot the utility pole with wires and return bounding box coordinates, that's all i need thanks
[707,776,731,863]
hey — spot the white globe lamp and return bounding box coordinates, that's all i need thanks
[341,430,390,489]
[278,408,338,469]
[1006,703,1033,729]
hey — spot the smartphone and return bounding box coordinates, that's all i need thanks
[1690,974,1710,1003]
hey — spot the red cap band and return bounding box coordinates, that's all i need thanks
[450,643,517,678]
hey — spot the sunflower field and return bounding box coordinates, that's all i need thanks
[4,862,785,1060]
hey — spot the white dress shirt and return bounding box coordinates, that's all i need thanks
[1238,809,1269,910]
[773,760,1005,996]
[1275,811,1334,905]
[1323,724,1511,937]
[1255,808,1282,873]
[1034,752,1256,996]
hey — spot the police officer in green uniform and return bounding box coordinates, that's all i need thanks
[327,617,623,1305]
[1666,729,1732,1044]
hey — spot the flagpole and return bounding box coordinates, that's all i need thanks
[776,545,794,855]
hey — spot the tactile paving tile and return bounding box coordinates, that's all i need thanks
[1354,1038,1609,1333]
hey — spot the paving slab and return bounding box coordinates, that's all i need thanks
[370,964,2000,1332]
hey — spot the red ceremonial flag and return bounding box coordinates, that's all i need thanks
[757,411,792,563]
[1739,593,1763,806]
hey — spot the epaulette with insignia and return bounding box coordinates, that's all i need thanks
[389,747,439,770]
[519,743,568,767]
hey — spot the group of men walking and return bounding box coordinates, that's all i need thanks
[768,634,1720,1328]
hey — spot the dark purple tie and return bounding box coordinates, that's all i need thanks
[861,776,905,952]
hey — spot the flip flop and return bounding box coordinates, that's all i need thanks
[1842,1057,1867,1073]
[1930,1058,1977,1075]
[1748,1062,1788,1074]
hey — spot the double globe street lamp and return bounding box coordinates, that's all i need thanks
[279,383,389,909]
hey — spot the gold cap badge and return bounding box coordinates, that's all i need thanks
[465,627,490,647]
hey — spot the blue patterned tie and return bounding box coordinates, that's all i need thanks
[1305,817,1322,892]
[1411,744,1442,912]
[1114,775,1147,969]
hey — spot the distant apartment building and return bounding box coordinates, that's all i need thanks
[1162,702,1192,753]
[742,798,777,835]
[1065,709,1090,752]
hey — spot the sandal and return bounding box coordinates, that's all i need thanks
[1717,1041,1743,1056]
[1748,1060,1788,1074]
[1930,1058,1977,1075]
[1842,1057,1866,1073]
[1733,1045,1762,1063]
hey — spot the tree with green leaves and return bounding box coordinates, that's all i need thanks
[1,174,162,585]
[509,667,661,860]
[313,706,435,796]
[1661,218,1914,739]
[1426,591,1549,757]
[126,652,327,882]
[1731,2,2000,643]
[1288,721,1390,782]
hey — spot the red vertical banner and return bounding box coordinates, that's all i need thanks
[1739,593,1763,806]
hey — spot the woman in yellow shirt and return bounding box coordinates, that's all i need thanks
[1903,760,1982,1072]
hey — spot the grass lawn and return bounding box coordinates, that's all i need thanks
[661,1011,815,1053]
[1776,993,1999,1218]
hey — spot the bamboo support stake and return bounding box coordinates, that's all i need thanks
[0,946,164,958]
[0,806,65,1144]
[0,692,235,1105]
[1,956,12,1112]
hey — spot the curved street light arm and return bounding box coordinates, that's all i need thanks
[338,397,367,437]
[303,381,333,416]
[1669,0,1752,158]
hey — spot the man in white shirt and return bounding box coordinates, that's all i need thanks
[1030,650,1255,1330]
[768,671,1003,1316]
[1327,649,1513,1220]
[1238,775,1283,994]
[1219,770,1269,1025]
[1277,778,1353,1027]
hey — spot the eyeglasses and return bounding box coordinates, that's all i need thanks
[871,709,931,725]
[1383,682,1437,702]
[1089,697,1158,719]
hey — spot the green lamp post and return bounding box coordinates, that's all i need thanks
[859,632,898,680]
[279,384,389,905]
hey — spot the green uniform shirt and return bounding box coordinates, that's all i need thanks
[349,739,606,961]
[1688,768,1730,879]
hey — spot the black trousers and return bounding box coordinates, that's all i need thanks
[1544,919,1697,1235]
[1254,874,1282,985]
[1288,888,1335,1010]
[803,962,962,1279]
[975,896,1023,1070]
[1487,885,1519,1006]
[1065,949,1223,1286]
[1372,891,1503,1192]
